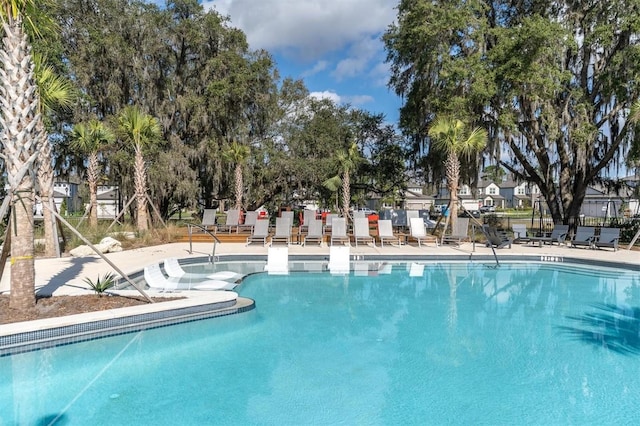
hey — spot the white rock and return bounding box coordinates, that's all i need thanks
[69,237,123,257]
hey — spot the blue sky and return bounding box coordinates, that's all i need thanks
[201,0,403,124]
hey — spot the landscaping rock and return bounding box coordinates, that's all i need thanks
[69,237,123,257]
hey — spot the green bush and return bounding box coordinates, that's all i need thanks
[83,272,116,296]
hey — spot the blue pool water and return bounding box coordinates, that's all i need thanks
[1,261,639,425]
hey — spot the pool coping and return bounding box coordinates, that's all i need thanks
[1,252,637,357]
[0,291,254,357]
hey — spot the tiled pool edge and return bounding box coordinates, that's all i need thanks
[0,296,255,357]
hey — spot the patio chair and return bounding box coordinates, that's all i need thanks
[264,247,289,275]
[594,227,620,251]
[302,218,324,246]
[163,257,243,282]
[246,219,270,246]
[299,209,316,234]
[483,225,512,249]
[328,245,350,274]
[144,263,235,292]
[324,213,339,233]
[330,217,350,246]
[529,224,569,247]
[216,209,241,234]
[377,219,401,247]
[409,217,438,247]
[353,217,375,247]
[442,217,469,245]
[237,210,258,233]
[270,217,292,246]
[571,226,597,249]
[511,224,531,244]
[201,209,217,232]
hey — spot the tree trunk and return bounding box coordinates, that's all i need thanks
[446,152,460,230]
[134,148,149,231]
[0,19,40,315]
[37,131,58,257]
[342,171,351,219]
[234,163,243,210]
[88,152,99,227]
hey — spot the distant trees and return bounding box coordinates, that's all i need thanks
[385,0,640,225]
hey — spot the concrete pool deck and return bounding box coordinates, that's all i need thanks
[1,240,638,297]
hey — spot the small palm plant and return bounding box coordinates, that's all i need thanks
[83,273,116,297]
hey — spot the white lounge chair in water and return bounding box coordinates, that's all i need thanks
[144,264,236,292]
[328,246,350,274]
[163,258,243,282]
[264,247,289,275]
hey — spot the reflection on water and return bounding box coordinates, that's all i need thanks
[559,303,640,355]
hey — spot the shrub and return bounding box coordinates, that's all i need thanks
[83,273,116,296]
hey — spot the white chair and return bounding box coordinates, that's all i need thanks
[144,264,235,291]
[409,217,438,247]
[377,219,400,247]
[330,217,350,246]
[246,219,270,246]
[238,211,258,233]
[201,209,217,232]
[264,247,289,275]
[270,217,292,246]
[163,258,243,282]
[328,246,350,274]
[217,209,240,234]
[353,217,375,247]
[303,218,324,246]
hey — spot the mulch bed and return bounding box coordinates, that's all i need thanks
[0,294,181,325]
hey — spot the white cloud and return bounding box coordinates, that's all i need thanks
[309,90,342,104]
[332,36,379,81]
[301,60,329,78]
[202,0,395,60]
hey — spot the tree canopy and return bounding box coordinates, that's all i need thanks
[385,0,640,224]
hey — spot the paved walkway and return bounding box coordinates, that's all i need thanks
[1,240,638,296]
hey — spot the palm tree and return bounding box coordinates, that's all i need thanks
[34,56,74,257]
[71,120,115,227]
[222,141,250,211]
[335,142,363,219]
[428,116,488,229]
[117,106,161,231]
[0,0,47,313]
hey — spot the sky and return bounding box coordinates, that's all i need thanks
[200,0,403,124]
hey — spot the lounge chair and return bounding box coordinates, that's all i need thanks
[328,246,350,274]
[353,217,375,247]
[238,211,258,233]
[483,225,512,249]
[163,258,243,282]
[246,219,270,246]
[442,217,469,245]
[511,224,531,244]
[409,217,438,247]
[571,226,597,249]
[529,224,568,247]
[324,213,339,233]
[264,247,289,274]
[377,219,400,247]
[270,217,292,246]
[594,227,620,251]
[299,209,316,234]
[302,218,324,246]
[144,264,235,291]
[330,217,350,246]
[201,209,217,232]
[216,209,240,234]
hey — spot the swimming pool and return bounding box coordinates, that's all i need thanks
[1,261,639,424]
